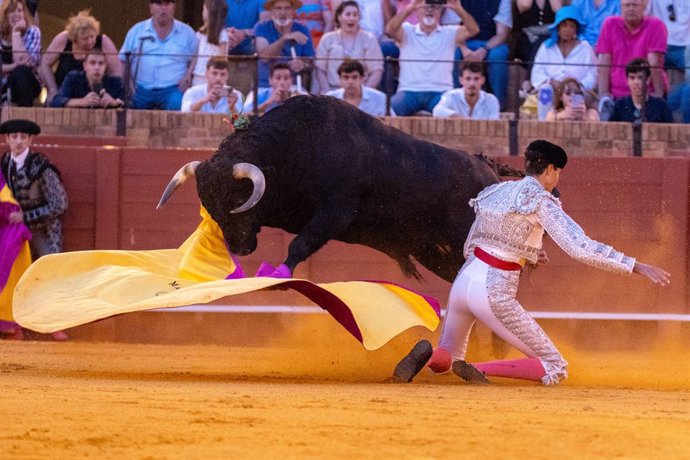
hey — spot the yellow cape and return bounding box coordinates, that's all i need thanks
[13,207,439,350]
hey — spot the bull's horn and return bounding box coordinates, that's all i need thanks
[230,162,266,214]
[156,161,200,209]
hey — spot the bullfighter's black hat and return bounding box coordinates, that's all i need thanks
[525,139,567,169]
[0,119,41,136]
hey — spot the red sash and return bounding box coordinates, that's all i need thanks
[474,247,523,271]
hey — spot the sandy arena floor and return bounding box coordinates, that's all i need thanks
[0,327,688,459]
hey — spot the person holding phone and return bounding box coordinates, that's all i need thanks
[49,48,124,108]
[545,77,599,121]
[181,56,244,114]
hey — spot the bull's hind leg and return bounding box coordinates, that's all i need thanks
[412,244,466,283]
[283,204,357,274]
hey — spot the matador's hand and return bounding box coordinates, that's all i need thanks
[633,262,671,286]
[536,249,550,266]
[8,210,24,223]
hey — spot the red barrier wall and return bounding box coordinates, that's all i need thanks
[11,142,690,314]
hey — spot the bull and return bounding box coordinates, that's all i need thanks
[158,95,518,282]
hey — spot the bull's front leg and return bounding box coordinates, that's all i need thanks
[257,205,356,278]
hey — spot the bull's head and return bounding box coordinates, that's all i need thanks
[157,161,266,255]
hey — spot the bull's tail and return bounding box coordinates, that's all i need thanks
[398,256,423,282]
[474,153,524,178]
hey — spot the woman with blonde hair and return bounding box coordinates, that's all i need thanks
[40,9,121,105]
[0,0,41,106]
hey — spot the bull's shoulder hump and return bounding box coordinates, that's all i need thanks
[469,181,507,206]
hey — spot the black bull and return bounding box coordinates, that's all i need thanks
[160,95,520,283]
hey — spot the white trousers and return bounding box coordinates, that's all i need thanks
[439,255,568,383]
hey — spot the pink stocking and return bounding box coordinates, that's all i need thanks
[473,358,546,382]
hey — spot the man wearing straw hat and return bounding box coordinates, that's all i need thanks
[255,0,315,90]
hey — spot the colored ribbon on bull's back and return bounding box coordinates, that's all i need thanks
[12,207,440,350]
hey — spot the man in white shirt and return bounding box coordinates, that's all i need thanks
[647,0,690,73]
[433,61,500,119]
[181,56,244,114]
[385,0,478,116]
[325,60,393,116]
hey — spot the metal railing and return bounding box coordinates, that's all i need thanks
[3,47,685,156]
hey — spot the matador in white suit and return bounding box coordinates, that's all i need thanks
[394,140,671,385]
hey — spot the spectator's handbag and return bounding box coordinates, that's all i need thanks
[520,92,538,116]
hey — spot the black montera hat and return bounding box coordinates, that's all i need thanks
[526,139,567,169]
[0,119,41,136]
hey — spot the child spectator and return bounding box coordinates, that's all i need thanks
[190,0,229,86]
[40,10,121,106]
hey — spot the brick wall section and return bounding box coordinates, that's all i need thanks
[4,107,690,156]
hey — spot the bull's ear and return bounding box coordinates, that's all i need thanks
[157,161,200,209]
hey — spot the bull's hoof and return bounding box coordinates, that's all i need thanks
[255,262,292,279]
[255,261,276,277]
[225,267,246,279]
[225,254,246,279]
[392,340,433,383]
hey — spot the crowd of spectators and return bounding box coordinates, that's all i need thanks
[2,0,689,123]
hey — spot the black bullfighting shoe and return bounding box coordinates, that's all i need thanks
[452,360,490,384]
[393,340,433,383]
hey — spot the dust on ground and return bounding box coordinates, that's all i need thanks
[0,336,688,459]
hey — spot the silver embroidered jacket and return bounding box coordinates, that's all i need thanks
[464,176,635,274]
